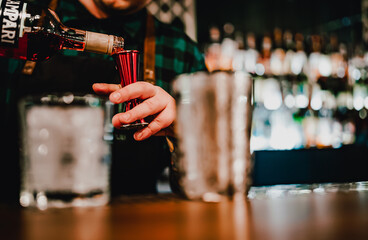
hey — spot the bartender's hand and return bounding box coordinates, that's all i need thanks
[93,82,176,141]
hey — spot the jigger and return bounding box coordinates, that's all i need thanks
[114,50,148,130]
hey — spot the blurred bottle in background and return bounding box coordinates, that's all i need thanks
[203,24,366,151]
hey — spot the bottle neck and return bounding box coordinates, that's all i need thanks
[27,2,125,55]
[60,30,124,55]
[84,32,124,55]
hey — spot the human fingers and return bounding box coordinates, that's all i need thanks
[111,86,174,128]
[133,103,176,141]
[109,82,157,104]
[92,83,121,95]
[112,95,171,127]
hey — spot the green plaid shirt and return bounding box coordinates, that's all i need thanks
[56,0,206,92]
[1,0,206,103]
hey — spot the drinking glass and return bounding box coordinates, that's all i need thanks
[171,71,253,202]
[18,93,112,209]
[114,50,148,130]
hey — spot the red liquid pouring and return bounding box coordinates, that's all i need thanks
[114,50,148,130]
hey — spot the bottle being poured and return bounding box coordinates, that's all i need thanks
[0,0,124,61]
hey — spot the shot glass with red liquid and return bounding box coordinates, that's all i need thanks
[114,50,148,130]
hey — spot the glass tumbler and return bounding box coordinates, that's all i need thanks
[171,71,253,202]
[18,93,113,209]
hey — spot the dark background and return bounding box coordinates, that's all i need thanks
[196,0,362,50]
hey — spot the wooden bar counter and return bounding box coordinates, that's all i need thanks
[1,190,368,240]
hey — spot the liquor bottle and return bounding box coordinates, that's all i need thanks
[220,22,237,71]
[0,0,124,62]
[243,32,259,74]
[270,28,286,76]
[204,25,222,72]
[259,34,272,75]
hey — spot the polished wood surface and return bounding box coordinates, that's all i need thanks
[1,191,368,240]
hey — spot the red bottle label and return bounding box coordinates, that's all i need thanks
[0,0,24,48]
